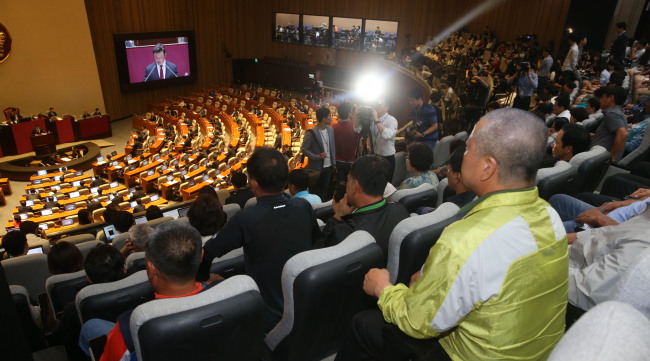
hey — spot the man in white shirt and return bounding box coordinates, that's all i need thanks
[561,35,579,82]
[369,99,398,180]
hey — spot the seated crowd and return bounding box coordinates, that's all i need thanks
[5,25,650,361]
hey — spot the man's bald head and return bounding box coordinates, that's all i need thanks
[473,108,548,185]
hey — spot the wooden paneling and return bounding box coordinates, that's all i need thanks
[85,0,572,120]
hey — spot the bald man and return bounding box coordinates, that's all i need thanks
[336,109,569,361]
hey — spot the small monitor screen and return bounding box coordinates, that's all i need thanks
[188,180,196,187]
[154,154,160,161]
[112,161,119,166]
[110,181,119,188]
[52,196,58,202]
[109,194,115,200]
[75,171,83,177]
[126,155,132,162]
[54,176,61,182]
[134,216,147,224]
[104,225,118,241]
[164,149,170,155]
[147,170,154,176]
[163,209,179,219]
[111,151,118,156]
[32,179,43,185]
[69,191,80,199]
[167,175,174,181]
[130,201,138,208]
[41,209,53,216]
[150,194,159,202]
[27,246,44,255]
[97,156,104,162]
[202,174,209,182]
[52,185,61,191]
[181,170,187,176]
[142,160,149,167]
[91,187,99,194]
[37,170,47,176]
[65,204,77,211]
[130,187,136,193]
[39,223,49,230]
[72,181,81,187]
[192,149,197,155]
[161,165,168,171]
[19,213,28,220]
[129,165,136,171]
[62,218,74,227]
[25,200,34,206]
[177,206,190,218]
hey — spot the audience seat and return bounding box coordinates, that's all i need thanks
[130,275,266,361]
[10,285,48,352]
[222,203,240,221]
[45,269,89,316]
[111,232,130,252]
[2,253,50,301]
[77,240,103,260]
[312,200,334,221]
[244,197,257,208]
[568,146,611,195]
[386,203,461,285]
[454,131,468,142]
[144,216,174,228]
[618,129,650,169]
[536,164,577,201]
[216,189,230,205]
[391,151,407,187]
[432,135,455,169]
[389,183,438,213]
[265,231,384,361]
[92,208,106,222]
[548,301,650,361]
[125,252,146,273]
[75,270,154,323]
[435,178,448,207]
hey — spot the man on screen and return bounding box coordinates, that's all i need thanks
[143,43,179,82]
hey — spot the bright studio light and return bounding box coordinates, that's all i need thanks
[355,74,385,101]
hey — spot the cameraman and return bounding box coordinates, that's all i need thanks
[510,61,538,110]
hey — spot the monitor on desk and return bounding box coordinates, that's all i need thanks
[181,170,187,177]
[163,209,179,219]
[129,187,136,193]
[54,176,61,182]
[167,175,174,182]
[25,200,34,207]
[32,179,43,185]
[129,165,136,171]
[97,156,104,163]
[110,181,119,188]
[188,180,196,187]
[27,246,44,255]
[91,187,99,195]
[69,191,80,199]
[150,194,159,202]
[126,155,133,162]
[173,159,179,166]
[37,170,47,176]
[65,204,77,212]
[112,161,119,166]
[19,213,28,220]
[72,181,81,188]
[104,225,118,242]
[154,154,160,161]
[164,149,169,156]
[41,209,53,216]
[177,206,190,218]
[130,201,138,208]
[161,165,168,171]
[147,170,155,177]
[61,218,74,227]
[39,223,48,231]
[202,174,210,182]
[109,194,115,200]
[75,171,83,177]
[111,151,117,156]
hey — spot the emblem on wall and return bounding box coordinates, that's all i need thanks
[0,23,13,64]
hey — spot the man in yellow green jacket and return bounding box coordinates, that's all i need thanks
[336,108,569,361]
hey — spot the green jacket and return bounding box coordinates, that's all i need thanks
[378,187,568,360]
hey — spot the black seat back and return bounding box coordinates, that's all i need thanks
[570,151,610,195]
[398,189,437,213]
[537,167,576,201]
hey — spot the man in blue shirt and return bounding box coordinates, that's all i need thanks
[407,87,438,149]
[287,169,322,204]
[511,61,538,110]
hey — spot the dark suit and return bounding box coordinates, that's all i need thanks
[31,127,45,136]
[47,111,57,118]
[611,32,628,63]
[301,125,336,200]
[143,61,179,82]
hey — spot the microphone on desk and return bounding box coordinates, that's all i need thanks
[166,64,179,78]
[144,66,156,82]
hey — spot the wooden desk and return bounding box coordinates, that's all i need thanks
[181,180,214,201]
[0,178,12,195]
[30,172,64,181]
[92,153,126,177]
[160,178,182,200]
[123,158,164,187]
[25,174,91,191]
